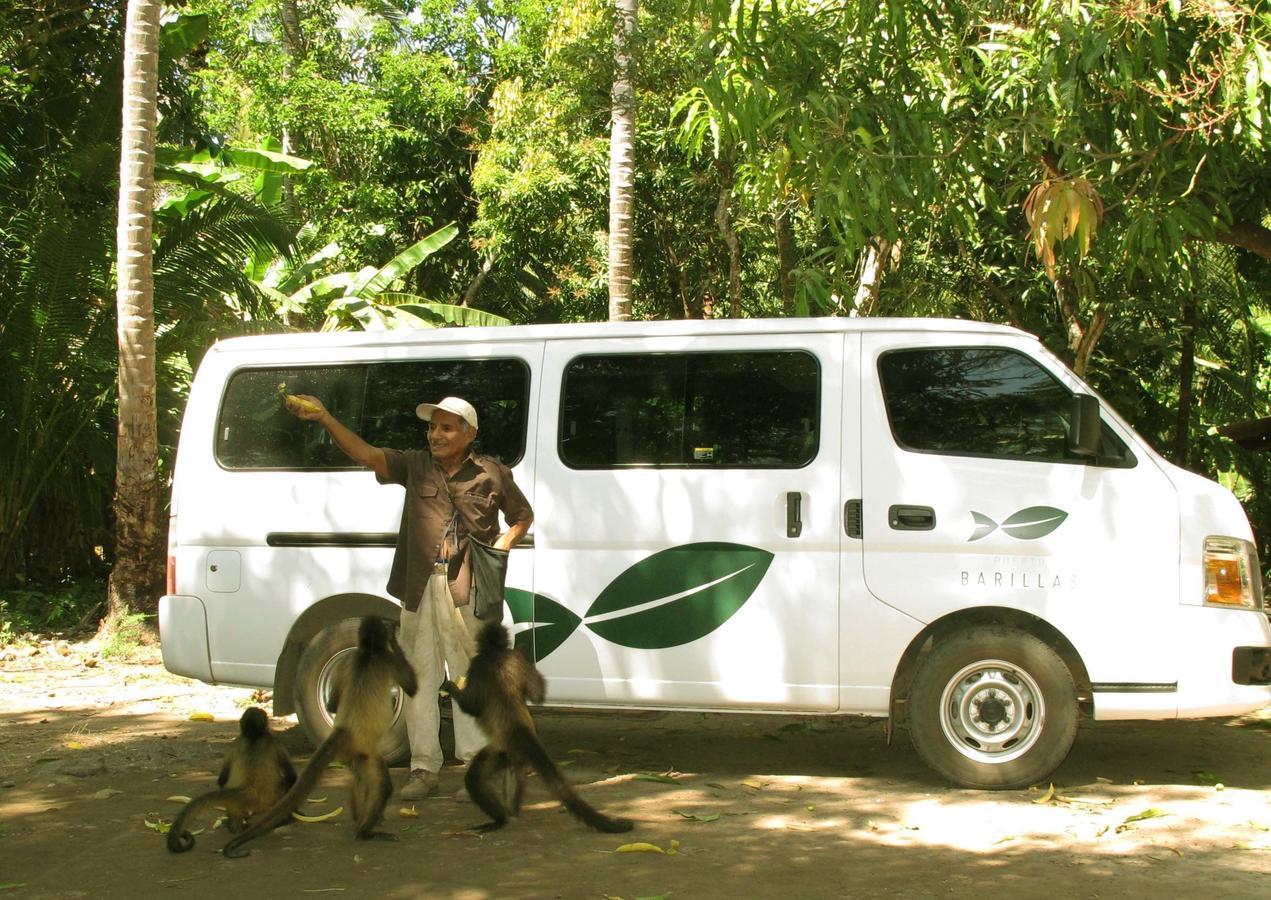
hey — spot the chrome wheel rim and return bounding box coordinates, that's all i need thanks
[938,658,1044,764]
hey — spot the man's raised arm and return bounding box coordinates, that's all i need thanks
[285,394,389,480]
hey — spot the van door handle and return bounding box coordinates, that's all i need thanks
[889,505,936,531]
[786,492,803,538]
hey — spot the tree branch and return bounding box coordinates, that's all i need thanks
[1212,219,1271,261]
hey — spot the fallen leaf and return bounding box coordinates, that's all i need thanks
[1116,808,1166,833]
[614,842,666,854]
[705,782,727,791]
[1033,783,1055,805]
[144,819,172,834]
[188,712,215,722]
[399,806,419,818]
[634,774,680,784]
[993,835,1017,845]
[90,788,122,801]
[167,795,192,804]
[671,809,719,822]
[741,780,765,790]
[806,805,816,812]
[65,741,85,750]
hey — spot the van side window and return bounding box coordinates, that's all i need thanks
[216,359,530,469]
[560,351,820,468]
[878,347,1133,466]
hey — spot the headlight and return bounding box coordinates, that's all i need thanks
[1202,537,1264,610]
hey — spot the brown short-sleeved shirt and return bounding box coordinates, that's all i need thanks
[377,449,532,612]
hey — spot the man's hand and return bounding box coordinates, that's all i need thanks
[284,393,328,422]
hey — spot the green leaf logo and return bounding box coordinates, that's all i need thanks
[968,507,1068,542]
[504,542,774,661]
[505,588,580,663]
[1000,506,1068,540]
[583,542,773,650]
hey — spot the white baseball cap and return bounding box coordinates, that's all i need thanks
[416,396,478,430]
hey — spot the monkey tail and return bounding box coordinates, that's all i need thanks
[511,729,634,833]
[221,730,348,859]
[167,790,239,853]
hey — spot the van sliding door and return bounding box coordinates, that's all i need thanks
[528,333,841,711]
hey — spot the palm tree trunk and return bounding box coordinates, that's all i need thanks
[1174,292,1197,468]
[775,204,795,316]
[607,0,637,321]
[108,0,165,625]
[714,155,742,317]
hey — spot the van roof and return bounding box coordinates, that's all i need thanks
[208,317,1029,354]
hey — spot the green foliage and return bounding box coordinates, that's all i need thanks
[0,580,104,638]
[99,608,153,660]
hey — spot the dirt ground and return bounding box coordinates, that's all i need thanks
[0,640,1268,899]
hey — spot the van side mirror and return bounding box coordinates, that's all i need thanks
[1068,394,1101,457]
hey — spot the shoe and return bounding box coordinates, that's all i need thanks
[400,769,439,800]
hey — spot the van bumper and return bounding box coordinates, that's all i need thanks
[158,594,213,683]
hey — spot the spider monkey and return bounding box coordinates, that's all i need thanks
[442,622,633,834]
[167,707,297,853]
[221,616,418,858]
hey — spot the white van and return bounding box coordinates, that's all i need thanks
[159,317,1271,789]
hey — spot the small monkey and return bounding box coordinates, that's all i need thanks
[167,707,297,853]
[443,622,633,833]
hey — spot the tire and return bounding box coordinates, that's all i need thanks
[293,618,410,766]
[907,626,1078,789]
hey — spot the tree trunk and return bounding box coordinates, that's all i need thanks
[1175,292,1197,468]
[1053,274,1109,378]
[775,204,795,316]
[277,0,307,215]
[852,237,900,317]
[108,0,165,626]
[714,155,742,318]
[607,0,637,321]
[462,255,495,306]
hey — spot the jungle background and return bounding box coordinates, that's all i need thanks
[2,0,1270,638]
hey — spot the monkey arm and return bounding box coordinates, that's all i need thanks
[389,642,418,697]
[442,680,484,717]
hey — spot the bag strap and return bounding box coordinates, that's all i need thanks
[436,458,486,537]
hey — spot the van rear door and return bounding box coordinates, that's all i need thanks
[528,331,843,710]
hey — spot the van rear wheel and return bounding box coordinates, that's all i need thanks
[293,618,410,766]
[907,626,1077,789]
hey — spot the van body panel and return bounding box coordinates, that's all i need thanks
[172,338,545,684]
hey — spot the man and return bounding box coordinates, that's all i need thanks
[286,393,533,800]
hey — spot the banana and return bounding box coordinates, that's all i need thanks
[292,806,344,823]
[284,394,322,415]
[277,383,322,416]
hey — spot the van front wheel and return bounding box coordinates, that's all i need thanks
[293,618,410,766]
[907,627,1077,789]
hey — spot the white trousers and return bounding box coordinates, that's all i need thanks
[398,572,485,773]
